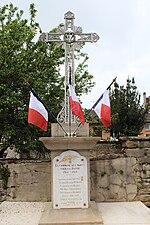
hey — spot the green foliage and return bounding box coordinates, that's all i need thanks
[110,77,148,137]
[0,3,95,157]
[75,53,95,96]
[84,108,109,137]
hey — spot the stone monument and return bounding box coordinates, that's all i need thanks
[39,11,103,225]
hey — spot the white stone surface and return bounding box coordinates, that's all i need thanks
[53,150,88,209]
[39,201,103,225]
[0,201,150,225]
[0,202,46,225]
[98,201,150,225]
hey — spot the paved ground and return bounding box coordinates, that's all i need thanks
[98,201,150,225]
[0,201,150,225]
[0,202,46,225]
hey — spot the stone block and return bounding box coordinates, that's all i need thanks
[136,194,150,202]
[146,170,150,177]
[40,137,100,151]
[141,181,150,188]
[139,141,150,148]
[102,188,118,201]
[138,157,150,164]
[127,193,136,201]
[98,192,105,202]
[143,163,150,171]
[126,184,137,199]
[125,148,145,157]
[99,174,108,188]
[134,164,142,172]
[140,171,147,179]
[109,184,120,194]
[125,140,138,148]
[137,177,142,183]
[109,174,122,186]
[146,149,150,157]
[138,188,150,195]
[51,123,89,137]
[117,187,126,201]
[111,157,136,175]
[136,171,141,177]
[0,180,3,188]
[12,179,51,202]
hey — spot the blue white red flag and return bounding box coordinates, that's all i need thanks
[69,84,85,125]
[93,90,111,128]
[28,91,48,131]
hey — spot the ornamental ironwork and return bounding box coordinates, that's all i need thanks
[40,11,99,131]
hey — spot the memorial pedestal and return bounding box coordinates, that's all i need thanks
[39,137,100,209]
[39,137,103,224]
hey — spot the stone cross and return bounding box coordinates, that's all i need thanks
[40,11,99,126]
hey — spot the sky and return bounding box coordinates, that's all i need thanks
[1,0,150,108]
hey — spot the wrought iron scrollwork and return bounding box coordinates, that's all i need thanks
[40,11,99,130]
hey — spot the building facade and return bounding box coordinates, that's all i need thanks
[140,93,150,137]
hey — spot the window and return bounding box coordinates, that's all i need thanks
[145,123,150,130]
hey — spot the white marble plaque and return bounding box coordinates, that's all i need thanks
[53,150,88,209]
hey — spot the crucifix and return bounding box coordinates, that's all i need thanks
[40,11,99,134]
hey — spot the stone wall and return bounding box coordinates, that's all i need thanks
[90,137,150,206]
[0,137,150,206]
[0,160,51,202]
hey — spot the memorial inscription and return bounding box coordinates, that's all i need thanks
[53,150,88,209]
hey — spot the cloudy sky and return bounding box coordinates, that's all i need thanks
[1,0,150,108]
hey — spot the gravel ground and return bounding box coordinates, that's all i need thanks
[0,201,46,225]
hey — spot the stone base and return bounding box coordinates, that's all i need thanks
[39,201,103,225]
[51,123,89,137]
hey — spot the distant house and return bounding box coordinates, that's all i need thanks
[140,93,150,137]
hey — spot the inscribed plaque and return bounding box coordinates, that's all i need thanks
[53,150,88,209]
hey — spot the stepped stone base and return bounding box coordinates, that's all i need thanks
[39,201,103,225]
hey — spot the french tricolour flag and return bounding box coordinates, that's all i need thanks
[93,90,111,128]
[69,84,85,125]
[28,91,48,131]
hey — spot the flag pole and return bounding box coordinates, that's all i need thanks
[68,67,72,137]
[24,80,68,136]
[72,76,117,136]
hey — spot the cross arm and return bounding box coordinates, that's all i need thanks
[39,32,64,42]
[77,33,100,43]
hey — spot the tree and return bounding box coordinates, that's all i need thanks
[0,3,95,157]
[110,77,148,137]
